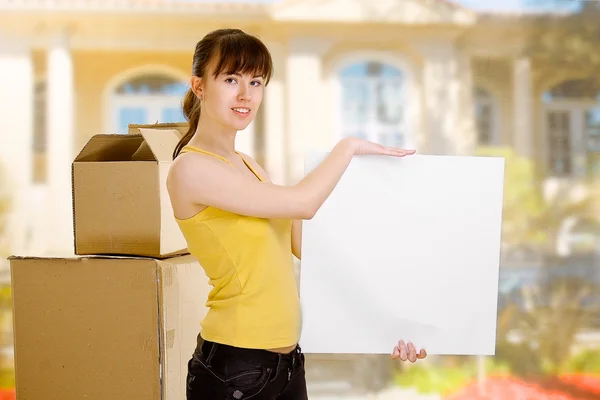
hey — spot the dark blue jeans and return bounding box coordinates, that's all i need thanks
[186,333,308,400]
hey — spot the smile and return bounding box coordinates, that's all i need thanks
[232,107,250,114]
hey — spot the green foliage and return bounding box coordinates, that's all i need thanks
[494,274,600,378]
[0,287,10,311]
[495,339,546,377]
[525,1,600,78]
[474,146,547,247]
[394,358,511,395]
[0,368,14,390]
[564,349,600,375]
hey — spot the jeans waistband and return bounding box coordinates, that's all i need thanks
[197,334,301,366]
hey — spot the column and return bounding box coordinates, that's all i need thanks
[457,52,477,155]
[0,36,34,259]
[46,30,75,255]
[285,38,328,183]
[419,40,476,155]
[513,57,533,158]
[263,40,286,185]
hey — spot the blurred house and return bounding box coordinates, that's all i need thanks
[0,1,599,395]
[0,0,597,259]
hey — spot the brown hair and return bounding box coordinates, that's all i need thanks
[172,28,274,159]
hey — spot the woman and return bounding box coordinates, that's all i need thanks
[167,28,427,400]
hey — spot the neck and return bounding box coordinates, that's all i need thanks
[188,116,237,157]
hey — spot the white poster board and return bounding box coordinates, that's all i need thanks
[299,153,505,356]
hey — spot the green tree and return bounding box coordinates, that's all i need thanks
[536,182,600,253]
[474,146,547,249]
[495,274,600,376]
[524,1,600,80]
[475,146,600,253]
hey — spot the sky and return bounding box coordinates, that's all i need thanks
[455,0,582,12]
[174,0,585,13]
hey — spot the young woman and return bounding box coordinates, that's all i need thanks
[167,28,427,400]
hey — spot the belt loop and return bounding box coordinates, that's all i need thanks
[276,353,282,373]
[205,342,219,367]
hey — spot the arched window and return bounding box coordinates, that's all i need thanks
[337,61,405,147]
[473,86,498,145]
[110,73,188,133]
[542,78,600,177]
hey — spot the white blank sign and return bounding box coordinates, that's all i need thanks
[299,153,505,356]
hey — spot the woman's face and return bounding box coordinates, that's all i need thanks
[197,67,265,132]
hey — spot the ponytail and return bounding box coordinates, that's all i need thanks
[173,88,201,160]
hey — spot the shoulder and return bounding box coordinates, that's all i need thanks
[168,152,228,187]
[237,152,272,183]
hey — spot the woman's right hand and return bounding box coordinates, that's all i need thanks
[340,136,416,157]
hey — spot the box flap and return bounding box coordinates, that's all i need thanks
[8,254,152,261]
[138,128,183,162]
[131,141,155,161]
[74,134,146,162]
[128,122,189,136]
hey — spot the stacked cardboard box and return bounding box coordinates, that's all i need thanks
[10,123,211,400]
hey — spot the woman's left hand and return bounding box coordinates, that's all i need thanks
[391,340,427,362]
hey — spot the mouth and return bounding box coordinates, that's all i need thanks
[232,107,251,115]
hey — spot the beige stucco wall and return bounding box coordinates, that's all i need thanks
[72,51,191,152]
[30,51,192,180]
[29,40,519,182]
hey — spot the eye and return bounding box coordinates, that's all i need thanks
[251,80,262,87]
[225,77,237,84]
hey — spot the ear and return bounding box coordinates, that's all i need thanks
[190,76,203,99]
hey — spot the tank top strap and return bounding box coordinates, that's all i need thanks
[180,144,233,165]
[236,153,264,182]
[180,144,264,182]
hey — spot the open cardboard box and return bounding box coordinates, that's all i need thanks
[128,122,189,136]
[72,127,188,258]
[9,254,210,400]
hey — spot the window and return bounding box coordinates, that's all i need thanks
[542,78,600,177]
[546,110,571,176]
[473,86,497,145]
[111,73,188,133]
[585,108,600,176]
[337,61,405,147]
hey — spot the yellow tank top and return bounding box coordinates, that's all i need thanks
[174,145,301,349]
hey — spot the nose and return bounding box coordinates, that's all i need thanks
[237,84,251,102]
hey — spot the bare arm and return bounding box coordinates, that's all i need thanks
[233,155,303,259]
[168,137,413,221]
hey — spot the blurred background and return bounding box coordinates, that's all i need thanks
[1,0,600,399]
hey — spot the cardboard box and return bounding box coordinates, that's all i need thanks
[72,128,187,258]
[128,122,189,136]
[10,254,209,400]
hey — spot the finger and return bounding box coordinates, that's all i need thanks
[407,342,417,363]
[391,346,400,359]
[382,147,403,156]
[388,148,416,157]
[417,349,427,359]
[398,340,407,361]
